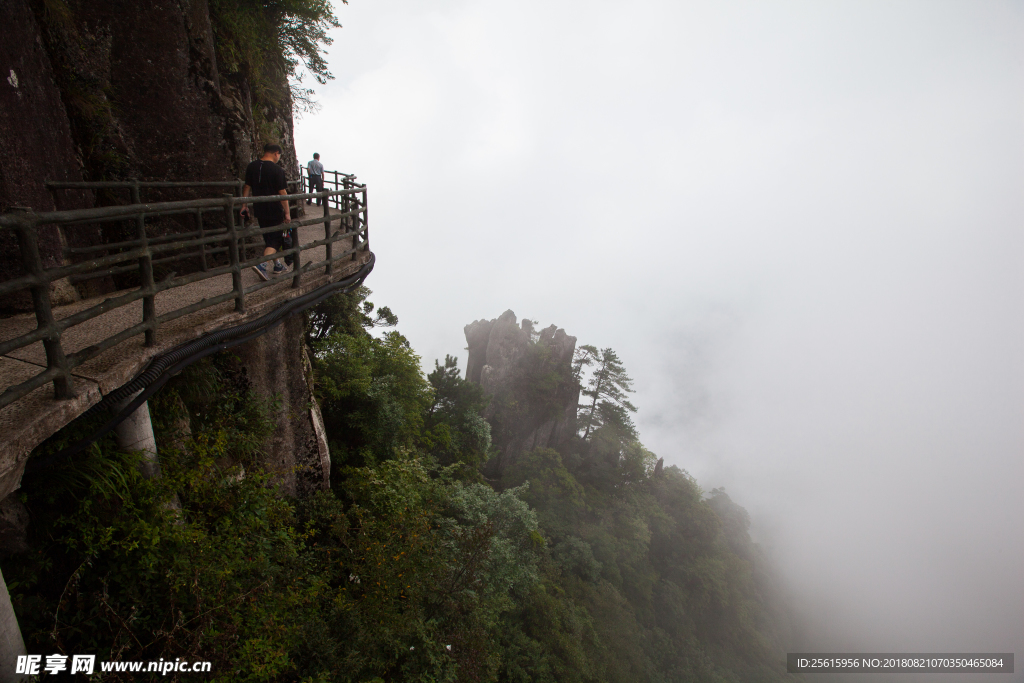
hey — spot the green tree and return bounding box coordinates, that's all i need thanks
[209,0,342,84]
[575,346,637,440]
[306,286,396,344]
[314,329,431,469]
[10,296,799,683]
[303,459,541,682]
[423,355,493,477]
[209,0,343,127]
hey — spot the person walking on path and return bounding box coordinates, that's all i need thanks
[307,153,324,205]
[241,143,291,281]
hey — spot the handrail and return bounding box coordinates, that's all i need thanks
[47,180,245,189]
[299,170,361,213]
[0,179,369,411]
[44,178,300,214]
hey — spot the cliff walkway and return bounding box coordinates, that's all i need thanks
[0,174,373,498]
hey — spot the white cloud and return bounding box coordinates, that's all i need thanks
[297,0,1024,656]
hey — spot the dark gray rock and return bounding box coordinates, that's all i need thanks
[0,0,302,304]
[464,311,579,472]
[0,494,29,557]
[480,310,530,397]
[232,313,330,497]
[464,318,495,384]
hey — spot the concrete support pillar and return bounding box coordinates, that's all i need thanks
[114,393,160,479]
[0,566,27,683]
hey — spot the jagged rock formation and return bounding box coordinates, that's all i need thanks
[465,310,579,472]
[0,0,92,309]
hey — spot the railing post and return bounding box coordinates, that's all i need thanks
[13,211,76,399]
[359,185,368,260]
[132,182,157,346]
[323,195,332,276]
[291,213,302,290]
[224,195,244,312]
[341,176,351,241]
[196,209,208,271]
[234,181,250,261]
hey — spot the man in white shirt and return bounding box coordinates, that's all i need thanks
[307,153,324,205]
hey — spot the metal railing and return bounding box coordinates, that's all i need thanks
[0,178,368,411]
[45,178,304,216]
[300,170,360,212]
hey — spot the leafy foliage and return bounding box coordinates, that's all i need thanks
[424,355,493,478]
[574,346,637,440]
[314,326,431,469]
[208,0,342,124]
[305,286,397,345]
[500,450,791,682]
[210,0,341,84]
[8,355,539,682]
[6,293,795,682]
[310,290,488,480]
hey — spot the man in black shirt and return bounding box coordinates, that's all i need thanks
[241,144,291,280]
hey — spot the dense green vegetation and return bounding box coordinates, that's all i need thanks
[210,0,341,86]
[209,0,342,121]
[6,290,794,681]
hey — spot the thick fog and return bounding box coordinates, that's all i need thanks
[295,0,1023,673]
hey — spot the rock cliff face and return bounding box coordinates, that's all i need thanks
[0,0,85,214]
[3,0,298,193]
[0,0,322,493]
[233,314,331,497]
[0,0,93,308]
[0,0,300,295]
[464,310,579,472]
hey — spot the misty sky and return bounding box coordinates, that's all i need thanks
[294,0,1024,671]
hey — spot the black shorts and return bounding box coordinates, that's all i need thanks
[260,224,286,250]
